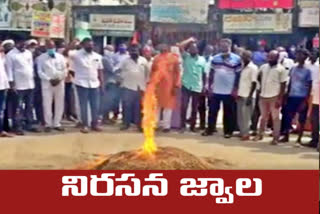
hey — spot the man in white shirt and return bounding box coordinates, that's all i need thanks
[38,40,67,132]
[5,39,36,135]
[0,53,12,137]
[306,50,319,148]
[256,50,287,145]
[237,50,259,141]
[120,44,149,131]
[71,38,104,134]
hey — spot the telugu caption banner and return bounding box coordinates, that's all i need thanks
[0,170,318,213]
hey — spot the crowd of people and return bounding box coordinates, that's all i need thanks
[0,36,318,150]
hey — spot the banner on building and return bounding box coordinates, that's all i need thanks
[31,11,51,37]
[150,0,209,24]
[0,0,11,27]
[31,11,66,38]
[9,0,67,30]
[219,0,293,9]
[50,14,66,38]
[299,8,319,27]
[298,0,320,8]
[89,14,135,31]
[72,0,137,5]
[223,13,292,34]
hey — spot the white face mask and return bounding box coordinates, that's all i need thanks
[104,50,113,56]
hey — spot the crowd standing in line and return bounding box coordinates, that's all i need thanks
[0,36,318,151]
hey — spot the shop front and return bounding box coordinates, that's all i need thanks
[72,5,148,53]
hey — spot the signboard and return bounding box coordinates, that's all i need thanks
[50,14,66,38]
[0,0,11,27]
[9,0,66,30]
[89,14,135,31]
[72,0,137,5]
[31,11,51,37]
[298,0,319,8]
[299,8,319,27]
[223,13,292,34]
[31,11,66,38]
[219,0,293,9]
[150,0,209,24]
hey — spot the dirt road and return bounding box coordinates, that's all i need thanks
[0,126,318,170]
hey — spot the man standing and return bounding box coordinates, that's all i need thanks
[281,49,312,143]
[198,45,214,130]
[178,38,206,133]
[71,38,104,134]
[203,39,242,138]
[256,50,287,145]
[6,39,36,135]
[0,48,11,137]
[120,44,149,131]
[237,50,258,141]
[101,45,120,124]
[37,40,67,132]
[305,50,319,148]
[151,44,181,133]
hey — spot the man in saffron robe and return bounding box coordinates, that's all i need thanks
[150,44,181,133]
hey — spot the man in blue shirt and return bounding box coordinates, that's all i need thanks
[252,45,267,67]
[280,49,312,143]
[203,38,242,138]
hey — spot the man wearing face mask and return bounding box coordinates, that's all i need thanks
[119,44,149,131]
[113,43,129,70]
[203,38,242,138]
[178,38,206,133]
[256,50,287,145]
[71,38,104,134]
[101,45,119,124]
[37,39,67,132]
[5,38,36,135]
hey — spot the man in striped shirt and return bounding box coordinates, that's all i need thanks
[203,39,242,138]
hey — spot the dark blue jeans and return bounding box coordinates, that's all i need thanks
[121,88,142,127]
[282,97,308,134]
[101,83,121,116]
[311,104,319,145]
[181,86,201,129]
[76,86,100,128]
[208,94,236,135]
[0,90,6,132]
[14,89,34,131]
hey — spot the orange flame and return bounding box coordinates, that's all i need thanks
[142,59,164,156]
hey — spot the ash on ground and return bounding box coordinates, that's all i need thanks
[95,147,232,170]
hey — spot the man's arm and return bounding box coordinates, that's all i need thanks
[208,67,214,93]
[37,56,51,81]
[5,54,15,89]
[177,37,196,54]
[98,56,105,89]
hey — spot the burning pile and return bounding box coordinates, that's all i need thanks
[96,147,214,170]
[92,56,230,170]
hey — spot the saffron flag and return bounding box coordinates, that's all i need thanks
[219,0,294,9]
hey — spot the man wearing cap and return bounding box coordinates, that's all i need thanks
[37,39,67,132]
[26,39,38,55]
[5,38,36,135]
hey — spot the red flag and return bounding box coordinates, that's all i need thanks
[219,0,293,9]
[131,31,139,45]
